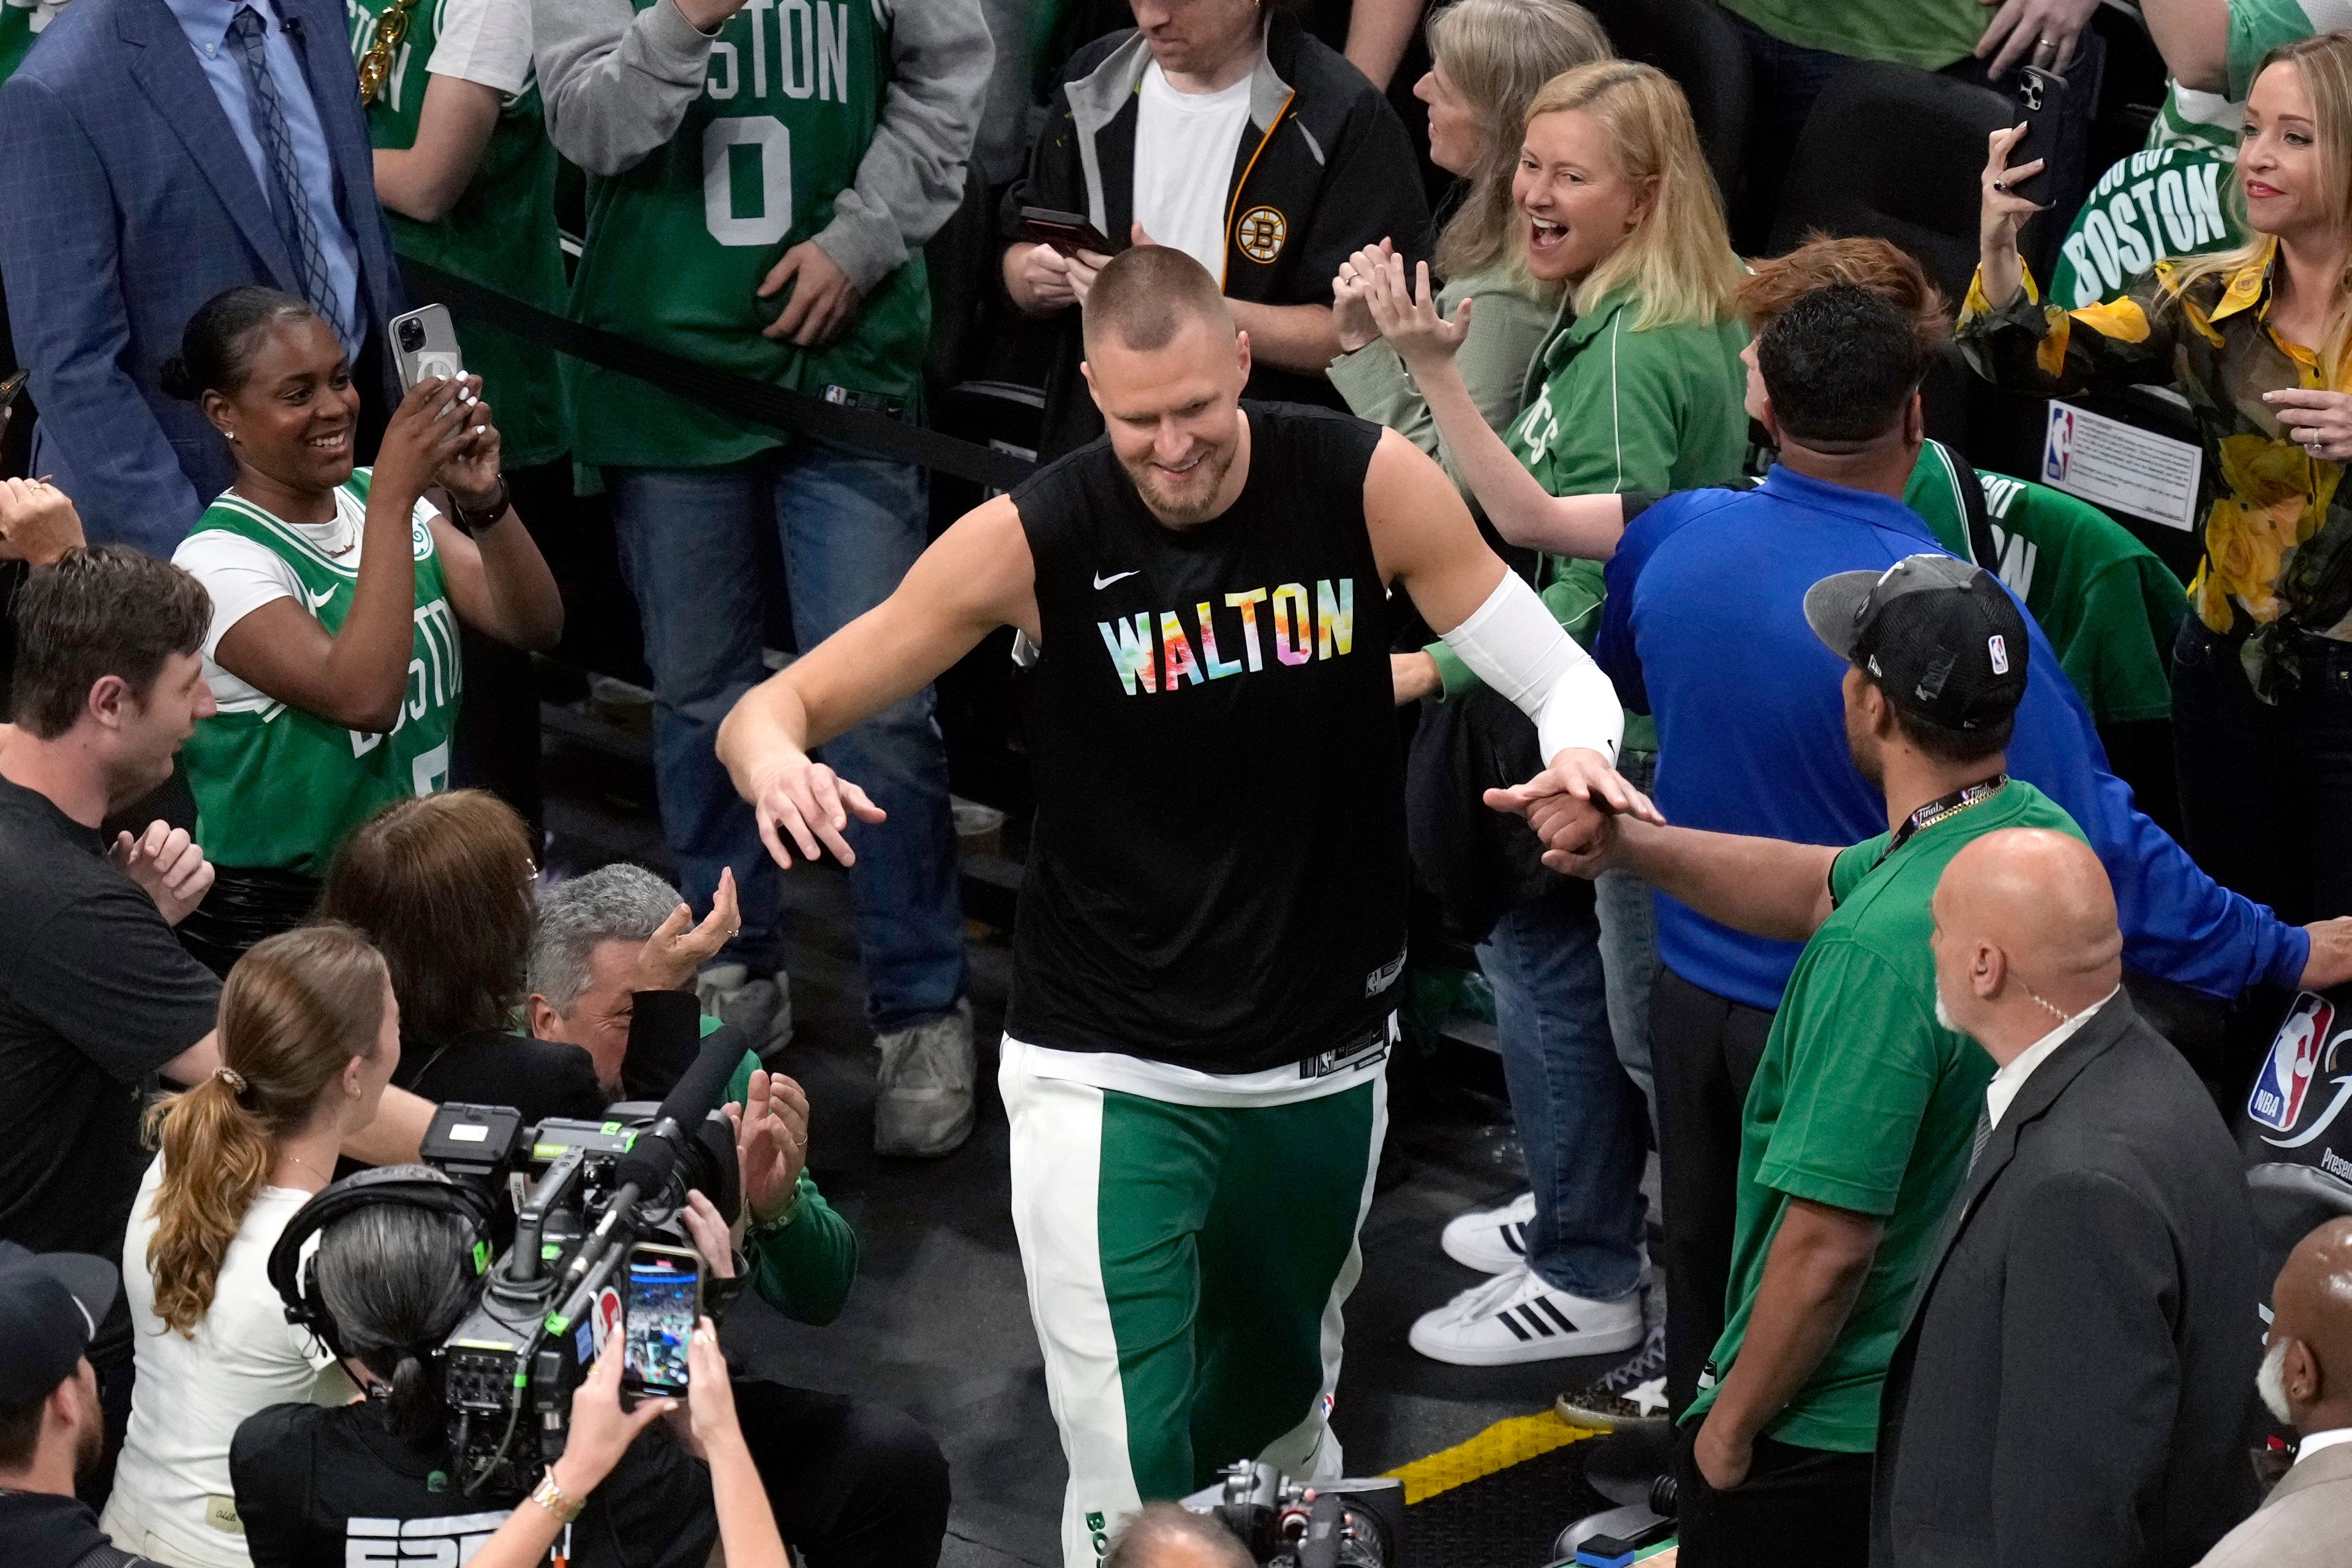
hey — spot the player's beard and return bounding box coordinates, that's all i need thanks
[1126,434,1239,527]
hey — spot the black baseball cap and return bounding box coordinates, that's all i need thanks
[1803,554,2029,732]
[0,1242,119,1403]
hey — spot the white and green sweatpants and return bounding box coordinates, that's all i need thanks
[1000,1038,1390,1568]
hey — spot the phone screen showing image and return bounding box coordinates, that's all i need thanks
[622,1250,699,1396]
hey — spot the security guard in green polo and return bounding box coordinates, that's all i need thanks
[1531,556,2081,1567]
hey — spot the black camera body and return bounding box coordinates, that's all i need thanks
[1181,1461,1405,1568]
[417,1099,739,1495]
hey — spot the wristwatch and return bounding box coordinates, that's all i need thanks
[530,1467,586,1524]
[449,476,511,532]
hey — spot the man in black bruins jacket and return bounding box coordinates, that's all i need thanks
[1001,0,1433,458]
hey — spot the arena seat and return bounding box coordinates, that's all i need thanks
[1582,0,1751,207]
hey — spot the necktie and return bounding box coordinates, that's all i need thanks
[224,7,343,342]
[1967,1104,1993,1177]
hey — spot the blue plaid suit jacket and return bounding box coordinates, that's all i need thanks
[0,0,404,555]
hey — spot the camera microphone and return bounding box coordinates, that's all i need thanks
[612,1020,748,1199]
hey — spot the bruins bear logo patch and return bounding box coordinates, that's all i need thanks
[1235,206,1288,264]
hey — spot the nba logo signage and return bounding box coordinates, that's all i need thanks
[2045,406,2075,484]
[2250,993,2335,1133]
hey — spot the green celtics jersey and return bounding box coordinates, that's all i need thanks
[564,0,930,470]
[346,0,570,467]
[180,472,462,875]
[2049,145,2237,311]
[1904,440,2187,726]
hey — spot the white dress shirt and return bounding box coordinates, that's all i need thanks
[2296,1427,2352,1464]
[1983,986,2120,1132]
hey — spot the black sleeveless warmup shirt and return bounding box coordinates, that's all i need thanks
[1005,403,1409,1074]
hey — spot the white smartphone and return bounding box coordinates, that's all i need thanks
[388,304,466,392]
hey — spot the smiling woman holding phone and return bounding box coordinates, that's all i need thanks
[1961,32,2352,926]
[158,286,562,973]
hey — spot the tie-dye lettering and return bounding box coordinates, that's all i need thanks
[1197,603,1246,679]
[1159,610,1204,688]
[1316,578,1354,660]
[1096,614,1158,695]
[1099,581,1358,693]
[1224,589,1268,671]
[1271,582,1313,666]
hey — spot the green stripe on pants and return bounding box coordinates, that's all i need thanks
[1000,1053,1387,1567]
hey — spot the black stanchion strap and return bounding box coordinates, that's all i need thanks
[399,260,1038,492]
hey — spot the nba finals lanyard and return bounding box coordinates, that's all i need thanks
[1869,774,2009,873]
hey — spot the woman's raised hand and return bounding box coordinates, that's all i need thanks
[1363,252,1472,371]
[373,375,477,507]
[432,375,503,514]
[1332,238,1395,353]
[1978,124,2047,308]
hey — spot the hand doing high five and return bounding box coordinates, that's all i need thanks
[749,756,887,868]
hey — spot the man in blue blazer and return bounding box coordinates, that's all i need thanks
[0,0,403,555]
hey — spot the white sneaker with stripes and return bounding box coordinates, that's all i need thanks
[1408,1262,1645,1366]
[1439,1191,1536,1273]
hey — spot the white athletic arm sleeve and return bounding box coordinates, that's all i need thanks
[1438,571,1625,767]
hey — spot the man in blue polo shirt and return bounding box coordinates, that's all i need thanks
[1585,283,2352,1420]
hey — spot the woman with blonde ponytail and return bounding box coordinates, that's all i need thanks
[101,924,402,1568]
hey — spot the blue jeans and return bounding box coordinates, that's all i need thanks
[606,448,967,1031]
[1478,878,1648,1302]
[1596,750,1661,1134]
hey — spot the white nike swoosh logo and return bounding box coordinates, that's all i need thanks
[306,584,336,612]
[1093,570,1140,590]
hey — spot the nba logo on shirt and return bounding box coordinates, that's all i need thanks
[2250,993,2335,1133]
[1988,635,2009,674]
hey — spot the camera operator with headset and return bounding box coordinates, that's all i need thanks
[228,1165,765,1567]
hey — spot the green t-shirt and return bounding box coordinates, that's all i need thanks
[1903,440,2187,725]
[346,0,571,469]
[178,471,459,875]
[564,0,931,470]
[1683,779,2086,1452]
[1721,0,1982,72]
[0,0,47,84]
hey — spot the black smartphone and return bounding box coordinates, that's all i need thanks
[2008,64,2069,208]
[1017,206,1122,257]
[621,1242,701,1398]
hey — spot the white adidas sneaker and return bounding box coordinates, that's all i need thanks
[1408,1263,1645,1366]
[1440,1191,1536,1274]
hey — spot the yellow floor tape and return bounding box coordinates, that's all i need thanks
[1380,1410,1606,1506]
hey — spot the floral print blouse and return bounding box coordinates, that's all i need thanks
[1957,237,2352,700]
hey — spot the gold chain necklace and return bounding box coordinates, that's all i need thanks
[356,0,421,107]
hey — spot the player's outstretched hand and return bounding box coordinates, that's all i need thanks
[750,756,886,868]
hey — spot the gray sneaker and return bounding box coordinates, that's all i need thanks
[696,963,794,1060]
[873,1000,975,1158]
[1554,1320,1670,1432]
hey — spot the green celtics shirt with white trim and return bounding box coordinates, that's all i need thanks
[345,0,571,468]
[562,0,930,470]
[176,471,461,875]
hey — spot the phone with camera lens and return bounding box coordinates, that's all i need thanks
[388,304,466,393]
[2008,65,2069,208]
[621,1242,701,1397]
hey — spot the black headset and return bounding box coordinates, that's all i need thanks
[266,1166,502,1363]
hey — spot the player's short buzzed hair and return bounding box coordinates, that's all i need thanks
[1083,246,1234,358]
